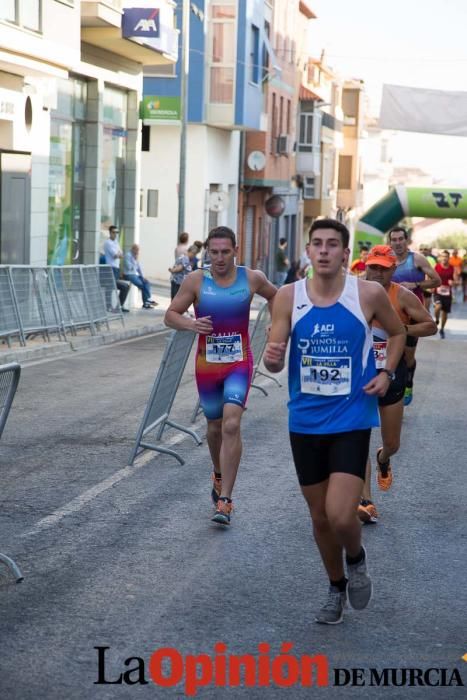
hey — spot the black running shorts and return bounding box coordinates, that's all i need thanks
[378,359,408,407]
[433,294,452,314]
[405,334,419,348]
[289,429,371,486]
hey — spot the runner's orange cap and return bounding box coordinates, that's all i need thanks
[366,245,397,268]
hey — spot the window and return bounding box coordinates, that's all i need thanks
[270,92,277,153]
[338,155,352,190]
[303,177,315,199]
[1,0,42,32]
[286,99,291,134]
[298,113,313,152]
[250,25,259,84]
[209,2,236,104]
[141,125,150,152]
[262,21,270,81]
[342,89,359,124]
[298,109,321,153]
[279,96,284,134]
[143,64,176,78]
[147,190,159,217]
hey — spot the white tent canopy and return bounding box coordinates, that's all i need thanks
[379,84,467,137]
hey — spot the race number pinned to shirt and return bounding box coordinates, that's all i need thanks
[300,356,352,396]
[373,341,387,369]
[437,285,451,296]
[206,334,243,363]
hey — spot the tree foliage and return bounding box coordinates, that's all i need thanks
[432,233,467,250]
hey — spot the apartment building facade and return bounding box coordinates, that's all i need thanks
[0,0,177,265]
[239,0,316,277]
[140,0,272,280]
[336,78,365,220]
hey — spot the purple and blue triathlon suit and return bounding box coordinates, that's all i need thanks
[195,267,253,420]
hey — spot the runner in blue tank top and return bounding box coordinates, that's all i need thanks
[388,227,440,406]
[264,219,406,625]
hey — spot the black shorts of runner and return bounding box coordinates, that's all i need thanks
[406,334,418,348]
[289,429,371,486]
[423,290,432,299]
[433,294,452,313]
[378,359,408,407]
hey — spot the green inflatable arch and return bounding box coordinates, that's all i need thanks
[353,186,467,255]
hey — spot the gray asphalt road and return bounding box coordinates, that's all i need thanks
[0,327,466,699]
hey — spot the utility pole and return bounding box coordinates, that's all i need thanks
[177,0,189,237]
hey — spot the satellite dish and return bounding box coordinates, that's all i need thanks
[208,190,230,212]
[247,150,266,171]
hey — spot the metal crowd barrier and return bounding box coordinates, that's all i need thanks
[0,268,25,347]
[190,301,282,422]
[129,330,202,466]
[0,265,124,347]
[249,301,282,396]
[0,362,24,583]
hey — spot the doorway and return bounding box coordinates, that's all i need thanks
[0,152,31,264]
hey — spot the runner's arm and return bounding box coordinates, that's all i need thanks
[399,287,437,337]
[371,285,406,372]
[362,283,406,396]
[415,253,442,290]
[164,273,213,334]
[249,269,277,316]
[263,286,292,373]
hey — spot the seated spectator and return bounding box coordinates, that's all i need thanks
[123,244,158,309]
[102,225,130,312]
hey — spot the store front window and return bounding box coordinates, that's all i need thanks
[48,78,86,265]
[101,87,127,243]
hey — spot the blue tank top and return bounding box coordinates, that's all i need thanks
[391,252,424,284]
[288,275,379,434]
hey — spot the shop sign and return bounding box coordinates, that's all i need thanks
[140,96,181,121]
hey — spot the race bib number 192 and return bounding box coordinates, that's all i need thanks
[300,356,351,395]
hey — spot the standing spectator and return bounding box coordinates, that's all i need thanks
[200,239,212,268]
[123,244,158,309]
[188,241,203,271]
[298,247,311,278]
[434,250,455,339]
[103,225,130,311]
[169,248,192,299]
[350,245,369,276]
[274,237,289,286]
[104,225,123,281]
[175,232,189,258]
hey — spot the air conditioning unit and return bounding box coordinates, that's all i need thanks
[276,134,289,155]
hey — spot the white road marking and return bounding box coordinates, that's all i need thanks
[21,423,205,538]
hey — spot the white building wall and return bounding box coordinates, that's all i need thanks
[140,124,240,280]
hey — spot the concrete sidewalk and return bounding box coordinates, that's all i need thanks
[0,281,172,366]
[0,279,269,366]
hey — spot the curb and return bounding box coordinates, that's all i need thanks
[0,322,170,366]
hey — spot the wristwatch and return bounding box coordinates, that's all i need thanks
[381,368,396,381]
